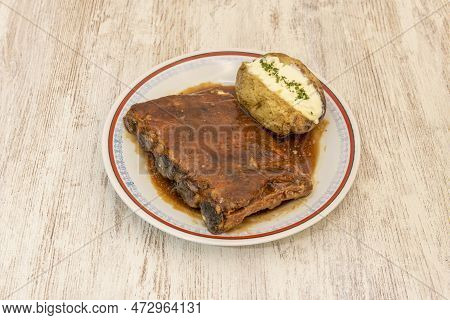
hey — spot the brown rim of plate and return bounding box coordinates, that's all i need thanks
[108,51,355,240]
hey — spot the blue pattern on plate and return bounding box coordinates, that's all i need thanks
[112,56,350,236]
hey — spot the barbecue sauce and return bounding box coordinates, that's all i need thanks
[146,155,201,219]
[129,82,327,225]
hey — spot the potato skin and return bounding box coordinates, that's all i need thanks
[235,53,326,135]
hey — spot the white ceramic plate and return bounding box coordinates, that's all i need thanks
[102,49,360,246]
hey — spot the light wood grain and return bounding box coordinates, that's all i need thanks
[0,0,448,299]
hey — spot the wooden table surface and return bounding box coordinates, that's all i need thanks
[0,0,448,300]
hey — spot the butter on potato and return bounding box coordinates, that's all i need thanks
[235,53,326,135]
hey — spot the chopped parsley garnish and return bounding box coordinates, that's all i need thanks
[259,59,309,100]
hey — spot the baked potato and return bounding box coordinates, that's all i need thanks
[235,53,326,135]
